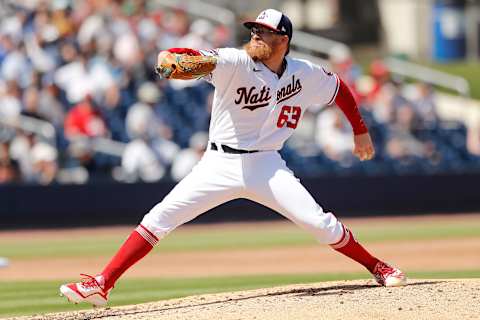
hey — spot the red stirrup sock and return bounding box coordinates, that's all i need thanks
[101,225,158,290]
[330,225,379,273]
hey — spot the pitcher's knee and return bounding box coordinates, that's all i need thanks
[303,211,344,244]
[140,207,182,240]
[140,213,171,240]
[140,196,204,239]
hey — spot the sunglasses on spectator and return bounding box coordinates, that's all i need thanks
[250,26,283,36]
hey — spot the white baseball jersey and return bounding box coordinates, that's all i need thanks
[141,47,345,248]
[201,48,339,151]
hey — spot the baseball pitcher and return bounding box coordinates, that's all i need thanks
[60,9,406,307]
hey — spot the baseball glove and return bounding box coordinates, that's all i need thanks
[155,52,217,80]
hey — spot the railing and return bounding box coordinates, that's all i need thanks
[383,57,471,96]
[291,30,352,60]
[0,115,56,146]
[88,137,126,157]
[155,0,237,46]
[291,30,471,97]
[0,115,126,157]
[289,49,329,67]
[154,0,351,65]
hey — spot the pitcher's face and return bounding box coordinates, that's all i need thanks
[244,26,285,61]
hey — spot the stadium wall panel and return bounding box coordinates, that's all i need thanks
[0,173,478,229]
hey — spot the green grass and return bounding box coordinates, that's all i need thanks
[0,270,479,318]
[0,218,479,317]
[427,62,480,99]
[1,219,479,260]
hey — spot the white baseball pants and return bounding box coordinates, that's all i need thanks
[141,149,344,244]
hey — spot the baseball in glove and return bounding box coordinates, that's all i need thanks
[155,52,217,80]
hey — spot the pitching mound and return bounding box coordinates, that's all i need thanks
[10,279,480,320]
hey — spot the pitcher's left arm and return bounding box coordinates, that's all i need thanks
[334,79,375,161]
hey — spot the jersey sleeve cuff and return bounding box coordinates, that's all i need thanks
[353,125,369,135]
[326,74,340,105]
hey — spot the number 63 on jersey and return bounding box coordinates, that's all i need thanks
[277,105,302,129]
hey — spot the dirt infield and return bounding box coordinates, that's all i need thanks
[2,214,480,319]
[8,279,480,320]
[2,214,480,281]
[3,237,480,280]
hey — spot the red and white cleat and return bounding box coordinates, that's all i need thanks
[372,261,407,287]
[60,274,109,307]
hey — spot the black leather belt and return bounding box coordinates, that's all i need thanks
[210,142,259,154]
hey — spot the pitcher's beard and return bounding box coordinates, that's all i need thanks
[244,40,273,61]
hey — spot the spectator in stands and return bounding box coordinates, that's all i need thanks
[0,141,18,184]
[9,132,36,182]
[0,0,477,185]
[126,82,179,167]
[159,8,190,49]
[329,46,362,102]
[113,31,142,69]
[58,40,79,67]
[171,131,208,181]
[315,107,355,164]
[412,82,438,129]
[21,86,48,121]
[385,102,431,160]
[0,34,13,64]
[366,59,390,104]
[38,76,65,127]
[287,107,319,156]
[371,80,408,126]
[1,41,32,89]
[118,138,165,183]
[0,79,22,123]
[50,1,75,38]
[177,19,214,49]
[62,92,112,181]
[64,138,93,182]
[467,124,480,156]
[211,23,231,48]
[23,23,57,74]
[0,6,26,44]
[9,132,61,184]
[54,51,90,104]
[30,142,58,185]
[0,158,18,184]
[99,82,128,142]
[0,141,8,164]
[64,95,108,139]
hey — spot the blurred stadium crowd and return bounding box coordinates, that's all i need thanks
[0,0,479,186]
